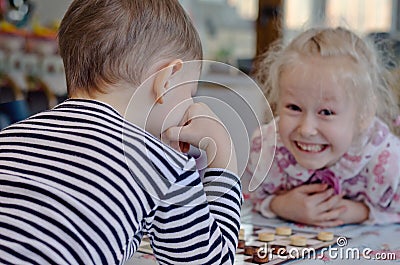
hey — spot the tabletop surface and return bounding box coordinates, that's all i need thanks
[127,206,400,264]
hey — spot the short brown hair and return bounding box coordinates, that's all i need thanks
[58,0,203,97]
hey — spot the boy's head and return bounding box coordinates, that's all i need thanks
[58,0,203,97]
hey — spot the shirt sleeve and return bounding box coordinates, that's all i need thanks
[143,158,242,265]
[364,197,400,225]
[363,164,400,225]
[358,133,400,225]
[257,194,277,218]
[245,123,283,218]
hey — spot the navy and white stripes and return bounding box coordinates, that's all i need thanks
[0,99,242,265]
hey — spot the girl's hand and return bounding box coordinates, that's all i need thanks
[162,102,237,174]
[336,199,369,224]
[270,184,347,227]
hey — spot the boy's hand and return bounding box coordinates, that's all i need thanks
[162,102,237,174]
[270,184,346,227]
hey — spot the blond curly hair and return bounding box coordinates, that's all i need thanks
[254,27,400,135]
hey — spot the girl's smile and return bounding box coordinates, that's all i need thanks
[277,56,359,170]
[295,141,328,153]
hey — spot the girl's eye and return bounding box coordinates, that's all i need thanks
[286,104,301,112]
[319,109,335,116]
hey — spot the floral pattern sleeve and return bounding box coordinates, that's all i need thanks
[344,133,400,224]
[245,121,286,218]
[338,119,400,225]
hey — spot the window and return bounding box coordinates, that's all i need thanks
[283,0,393,42]
[179,0,258,66]
[326,0,392,34]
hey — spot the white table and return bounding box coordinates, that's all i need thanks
[241,212,400,264]
[128,206,400,264]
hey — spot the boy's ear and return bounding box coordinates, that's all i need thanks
[153,59,183,104]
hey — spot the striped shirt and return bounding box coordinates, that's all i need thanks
[0,99,242,265]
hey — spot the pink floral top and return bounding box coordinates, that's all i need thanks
[246,117,400,224]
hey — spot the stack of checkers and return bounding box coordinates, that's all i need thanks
[236,226,337,264]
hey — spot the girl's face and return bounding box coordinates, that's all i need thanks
[277,57,358,170]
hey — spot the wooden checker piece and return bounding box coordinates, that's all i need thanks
[252,248,269,264]
[258,232,275,242]
[235,225,346,265]
[134,225,344,265]
[289,235,307,247]
[239,228,246,240]
[275,226,292,236]
[244,245,259,256]
[269,244,288,256]
[238,239,246,249]
[317,231,334,241]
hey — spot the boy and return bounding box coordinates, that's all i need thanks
[0,1,242,264]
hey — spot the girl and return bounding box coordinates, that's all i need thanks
[247,27,400,227]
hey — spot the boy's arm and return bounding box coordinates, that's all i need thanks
[153,102,241,264]
[145,159,241,264]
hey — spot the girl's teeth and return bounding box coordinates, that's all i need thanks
[297,142,323,152]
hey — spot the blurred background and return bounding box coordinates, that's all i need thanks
[1,0,400,130]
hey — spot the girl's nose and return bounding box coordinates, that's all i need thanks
[298,115,318,137]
